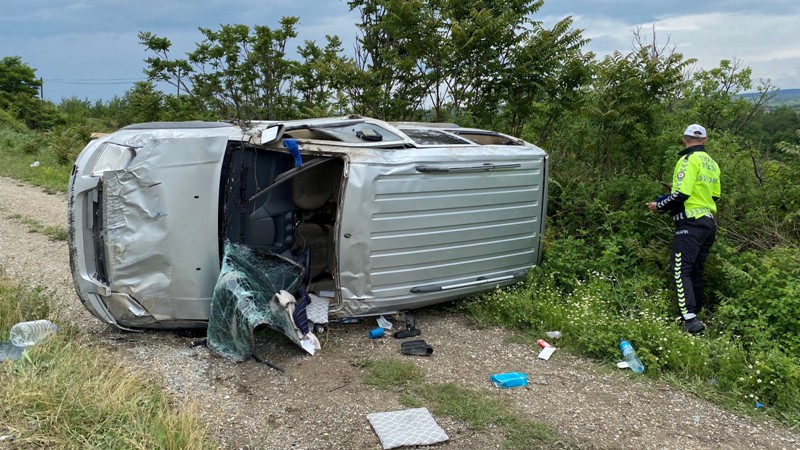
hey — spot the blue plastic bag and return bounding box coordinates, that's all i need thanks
[489,372,528,388]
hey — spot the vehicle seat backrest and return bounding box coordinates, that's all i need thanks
[291,162,339,210]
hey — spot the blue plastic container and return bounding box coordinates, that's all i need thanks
[489,372,528,388]
[369,327,384,339]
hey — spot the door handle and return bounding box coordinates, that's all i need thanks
[416,163,521,173]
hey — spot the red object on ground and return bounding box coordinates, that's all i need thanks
[537,339,553,349]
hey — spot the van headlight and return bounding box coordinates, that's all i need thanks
[90,143,136,176]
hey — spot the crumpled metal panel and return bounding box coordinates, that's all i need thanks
[96,132,230,325]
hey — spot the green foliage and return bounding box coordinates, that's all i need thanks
[0,278,51,340]
[0,57,66,130]
[0,126,76,191]
[465,265,799,423]
[0,107,28,132]
[715,248,800,352]
[0,56,40,97]
[1,1,798,430]
[683,60,773,135]
[1,277,215,448]
[579,45,692,171]
[140,18,304,121]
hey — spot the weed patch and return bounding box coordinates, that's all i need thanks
[0,276,215,448]
[0,127,74,192]
[6,212,68,241]
[354,357,423,387]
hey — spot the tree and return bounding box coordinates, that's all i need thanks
[346,0,580,125]
[120,81,164,125]
[294,35,351,116]
[684,59,774,135]
[580,41,694,172]
[499,15,591,139]
[140,18,302,121]
[0,56,64,130]
[0,56,40,97]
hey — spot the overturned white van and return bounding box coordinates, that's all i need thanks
[68,116,548,344]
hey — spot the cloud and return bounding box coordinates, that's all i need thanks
[556,10,800,88]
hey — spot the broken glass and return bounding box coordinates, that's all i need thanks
[207,240,305,361]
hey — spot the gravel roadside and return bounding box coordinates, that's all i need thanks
[1,176,799,450]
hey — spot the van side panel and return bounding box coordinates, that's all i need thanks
[337,148,546,315]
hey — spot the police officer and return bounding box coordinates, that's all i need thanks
[647,124,720,334]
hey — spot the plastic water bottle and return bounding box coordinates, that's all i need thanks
[9,320,59,347]
[619,338,645,374]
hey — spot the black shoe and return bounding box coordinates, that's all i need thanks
[683,318,705,334]
[400,339,433,356]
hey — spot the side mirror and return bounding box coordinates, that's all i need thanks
[259,124,284,145]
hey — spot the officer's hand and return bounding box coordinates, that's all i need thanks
[646,202,658,212]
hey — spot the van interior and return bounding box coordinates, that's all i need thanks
[219,141,344,298]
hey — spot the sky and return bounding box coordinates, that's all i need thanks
[2,0,799,103]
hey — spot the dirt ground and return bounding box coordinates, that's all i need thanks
[1,176,799,450]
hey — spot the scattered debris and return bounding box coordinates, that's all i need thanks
[367,407,449,449]
[369,327,385,339]
[400,339,433,356]
[537,339,556,360]
[338,317,363,324]
[538,346,556,361]
[377,315,393,330]
[489,372,529,388]
[545,331,562,339]
[394,313,421,339]
[252,353,285,372]
[30,161,40,167]
[9,319,59,347]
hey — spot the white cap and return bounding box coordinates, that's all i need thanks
[683,124,707,138]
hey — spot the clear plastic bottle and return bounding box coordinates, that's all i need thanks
[619,338,645,374]
[9,320,59,347]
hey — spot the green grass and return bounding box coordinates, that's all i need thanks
[0,127,74,193]
[463,268,800,428]
[6,212,68,241]
[354,357,423,386]
[358,357,579,449]
[0,275,216,449]
[0,275,52,340]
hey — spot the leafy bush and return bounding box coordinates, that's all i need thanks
[46,123,92,164]
[715,247,800,353]
[465,252,800,424]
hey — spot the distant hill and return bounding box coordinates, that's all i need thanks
[741,89,800,109]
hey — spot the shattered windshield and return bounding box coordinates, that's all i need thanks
[207,240,305,361]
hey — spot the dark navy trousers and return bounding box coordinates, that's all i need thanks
[671,216,717,316]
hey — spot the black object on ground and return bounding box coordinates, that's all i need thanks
[252,353,286,372]
[393,328,421,339]
[394,312,421,339]
[400,339,433,356]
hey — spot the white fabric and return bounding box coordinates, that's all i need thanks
[367,408,449,449]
